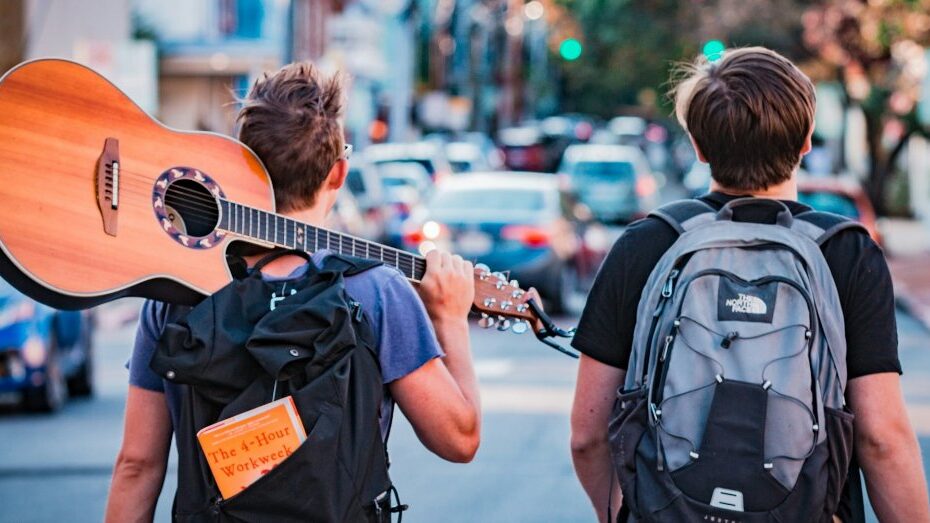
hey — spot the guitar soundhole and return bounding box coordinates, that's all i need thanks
[164,179,220,237]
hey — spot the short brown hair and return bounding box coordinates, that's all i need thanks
[237,62,344,212]
[672,47,815,192]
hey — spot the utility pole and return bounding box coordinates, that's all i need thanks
[501,0,524,127]
[291,0,332,61]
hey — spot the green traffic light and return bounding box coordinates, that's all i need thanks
[703,40,725,62]
[560,39,583,61]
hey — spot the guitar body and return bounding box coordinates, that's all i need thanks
[0,59,275,309]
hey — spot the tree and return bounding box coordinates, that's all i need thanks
[553,0,810,118]
[803,0,930,214]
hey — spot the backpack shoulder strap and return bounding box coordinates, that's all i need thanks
[648,199,717,234]
[320,253,383,277]
[792,210,869,246]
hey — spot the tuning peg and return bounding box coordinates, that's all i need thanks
[509,279,519,288]
[483,297,497,308]
[496,316,511,331]
[492,271,506,281]
[478,313,496,329]
[511,320,528,334]
[475,263,490,273]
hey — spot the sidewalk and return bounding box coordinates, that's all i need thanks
[882,218,930,331]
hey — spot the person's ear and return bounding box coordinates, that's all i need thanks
[799,124,814,157]
[689,134,708,163]
[325,159,348,191]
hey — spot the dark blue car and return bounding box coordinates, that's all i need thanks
[401,173,607,314]
[0,279,94,411]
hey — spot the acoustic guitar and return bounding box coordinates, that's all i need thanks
[0,59,574,344]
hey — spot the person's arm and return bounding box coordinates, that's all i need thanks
[105,385,173,523]
[389,250,480,463]
[571,354,625,522]
[846,373,930,521]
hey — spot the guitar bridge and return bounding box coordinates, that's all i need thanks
[96,137,120,236]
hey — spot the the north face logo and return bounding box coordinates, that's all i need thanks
[725,293,767,315]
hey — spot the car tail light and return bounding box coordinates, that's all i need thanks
[403,221,447,247]
[502,225,550,248]
[402,229,424,246]
[636,175,657,197]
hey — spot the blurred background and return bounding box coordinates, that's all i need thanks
[1,0,930,521]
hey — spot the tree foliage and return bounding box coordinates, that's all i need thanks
[553,0,809,118]
[803,0,930,213]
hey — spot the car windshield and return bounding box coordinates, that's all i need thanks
[374,159,435,175]
[431,188,547,212]
[798,191,860,219]
[570,161,635,181]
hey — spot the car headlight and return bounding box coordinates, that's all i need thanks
[21,337,46,368]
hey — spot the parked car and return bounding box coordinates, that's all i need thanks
[683,161,712,197]
[445,141,491,173]
[401,173,607,313]
[797,175,881,244]
[0,279,94,411]
[378,162,434,247]
[344,156,388,241]
[364,142,453,183]
[558,144,660,224]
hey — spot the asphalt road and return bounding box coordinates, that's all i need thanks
[0,301,928,522]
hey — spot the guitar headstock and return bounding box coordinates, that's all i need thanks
[472,264,538,334]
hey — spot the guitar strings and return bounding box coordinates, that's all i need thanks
[104,173,427,275]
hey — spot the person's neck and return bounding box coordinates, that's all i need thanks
[710,178,797,201]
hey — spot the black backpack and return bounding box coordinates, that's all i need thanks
[150,250,401,522]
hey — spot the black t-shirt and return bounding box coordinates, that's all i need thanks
[572,191,902,379]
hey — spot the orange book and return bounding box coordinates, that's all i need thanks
[197,396,307,499]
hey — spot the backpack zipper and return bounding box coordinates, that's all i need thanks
[650,269,821,437]
[640,269,681,387]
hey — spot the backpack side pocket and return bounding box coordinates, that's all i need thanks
[608,388,649,515]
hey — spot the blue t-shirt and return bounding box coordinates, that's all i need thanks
[127,250,443,438]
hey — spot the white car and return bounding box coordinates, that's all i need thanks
[558,144,660,224]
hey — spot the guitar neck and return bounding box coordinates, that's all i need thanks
[219,200,426,281]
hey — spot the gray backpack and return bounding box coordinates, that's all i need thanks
[608,198,862,522]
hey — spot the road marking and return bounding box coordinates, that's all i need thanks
[907,404,930,437]
[474,359,514,379]
[480,384,573,414]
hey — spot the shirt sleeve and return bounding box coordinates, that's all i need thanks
[833,234,902,379]
[127,300,167,392]
[370,270,444,383]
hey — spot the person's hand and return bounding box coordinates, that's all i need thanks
[417,250,475,323]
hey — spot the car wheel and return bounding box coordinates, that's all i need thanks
[23,337,68,412]
[67,319,94,397]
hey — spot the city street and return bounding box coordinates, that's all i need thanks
[0,302,928,522]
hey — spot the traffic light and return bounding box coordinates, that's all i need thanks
[703,40,725,62]
[560,38,583,61]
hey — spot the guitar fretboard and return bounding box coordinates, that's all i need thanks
[219,200,426,281]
